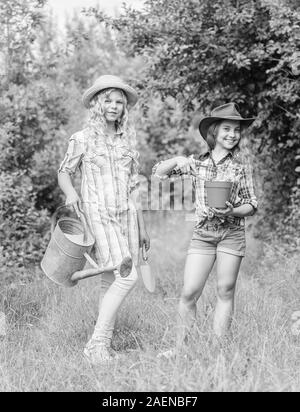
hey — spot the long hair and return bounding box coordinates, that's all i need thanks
[206,120,251,164]
[85,88,137,149]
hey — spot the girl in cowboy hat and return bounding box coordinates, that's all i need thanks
[153,102,257,356]
[58,75,150,364]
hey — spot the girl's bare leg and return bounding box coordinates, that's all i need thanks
[176,253,216,349]
[213,252,242,337]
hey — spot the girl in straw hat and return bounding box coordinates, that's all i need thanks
[58,75,150,364]
[153,103,257,357]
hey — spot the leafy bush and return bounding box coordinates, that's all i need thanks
[0,171,50,267]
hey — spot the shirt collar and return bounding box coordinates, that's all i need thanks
[198,149,234,161]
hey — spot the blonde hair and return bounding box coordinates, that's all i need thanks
[206,120,251,164]
[86,88,137,148]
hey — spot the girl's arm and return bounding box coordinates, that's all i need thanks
[57,132,85,216]
[233,162,258,216]
[153,156,194,179]
[129,154,150,250]
[130,185,150,250]
[212,202,255,218]
[231,203,255,217]
[136,210,150,251]
[58,171,82,216]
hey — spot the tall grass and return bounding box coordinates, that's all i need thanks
[0,211,299,391]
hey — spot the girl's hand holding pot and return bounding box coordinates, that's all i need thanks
[211,201,234,217]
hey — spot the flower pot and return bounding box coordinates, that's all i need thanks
[205,181,233,209]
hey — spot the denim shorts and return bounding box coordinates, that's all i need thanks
[188,224,246,257]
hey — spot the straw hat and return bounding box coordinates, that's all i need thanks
[82,75,138,109]
[198,103,256,140]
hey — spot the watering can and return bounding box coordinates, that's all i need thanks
[41,206,132,287]
[140,244,155,293]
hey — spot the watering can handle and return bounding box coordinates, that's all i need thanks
[77,209,89,244]
[50,204,89,243]
[83,252,99,269]
[50,205,68,234]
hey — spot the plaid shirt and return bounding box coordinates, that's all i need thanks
[59,128,140,267]
[153,151,258,227]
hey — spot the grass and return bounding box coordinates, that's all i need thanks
[0,211,299,392]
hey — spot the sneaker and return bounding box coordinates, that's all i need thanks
[83,339,114,365]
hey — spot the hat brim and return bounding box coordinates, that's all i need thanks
[82,82,138,109]
[199,116,256,140]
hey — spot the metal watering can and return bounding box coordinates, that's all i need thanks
[41,206,132,287]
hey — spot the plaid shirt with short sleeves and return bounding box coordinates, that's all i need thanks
[153,150,258,227]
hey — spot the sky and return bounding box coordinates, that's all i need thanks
[46,0,144,26]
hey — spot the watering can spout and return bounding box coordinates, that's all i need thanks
[71,256,133,282]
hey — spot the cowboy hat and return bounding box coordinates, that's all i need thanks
[198,103,256,140]
[82,75,138,109]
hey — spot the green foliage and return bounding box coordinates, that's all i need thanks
[0,0,69,268]
[0,171,50,267]
[93,0,300,246]
[134,96,208,178]
[0,82,68,173]
[0,0,46,84]
[63,14,121,90]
